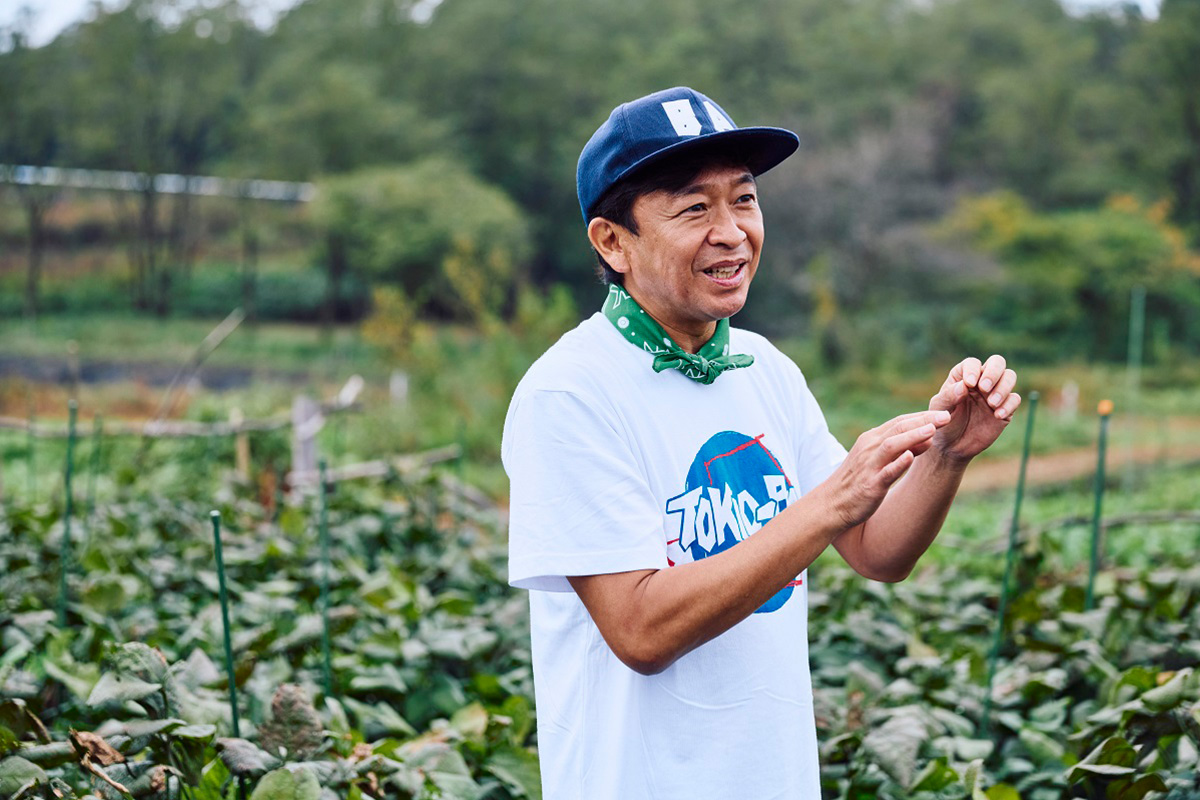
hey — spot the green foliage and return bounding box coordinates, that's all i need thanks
[4,438,1200,797]
[5,0,1200,354]
[0,470,537,799]
[314,161,531,319]
[810,556,1200,798]
[939,191,1200,362]
[178,264,372,323]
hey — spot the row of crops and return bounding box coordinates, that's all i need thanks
[2,442,1200,798]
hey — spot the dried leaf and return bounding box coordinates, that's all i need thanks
[70,730,125,766]
[258,685,325,761]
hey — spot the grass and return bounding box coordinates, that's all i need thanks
[5,311,1200,505]
[0,313,383,377]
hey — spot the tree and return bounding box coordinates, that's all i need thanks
[1124,0,1200,231]
[0,10,71,320]
[312,159,532,323]
[67,0,253,315]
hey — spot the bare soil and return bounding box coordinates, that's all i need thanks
[961,417,1200,493]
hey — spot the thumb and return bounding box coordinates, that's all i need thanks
[929,379,967,412]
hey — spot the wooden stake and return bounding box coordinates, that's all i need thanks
[231,408,250,480]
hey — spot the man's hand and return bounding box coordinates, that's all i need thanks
[814,409,954,531]
[928,355,1020,463]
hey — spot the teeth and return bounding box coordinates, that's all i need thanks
[706,264,740,279]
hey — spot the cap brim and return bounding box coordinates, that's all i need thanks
[615,126,800,190]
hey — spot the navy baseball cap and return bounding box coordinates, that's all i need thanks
[576,86,800,223]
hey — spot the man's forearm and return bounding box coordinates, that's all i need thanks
[833,448,970,582]
[570,489,846,674]
[570,411,955,675]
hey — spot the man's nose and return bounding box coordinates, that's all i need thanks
[707,204,748,248]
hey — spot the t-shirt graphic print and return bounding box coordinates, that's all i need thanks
[666,431,802,613]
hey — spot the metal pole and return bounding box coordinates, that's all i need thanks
[1086,401,1113,611]
[982,391,1038,732]
[27,394,36,502]
[1126,286,1146,406]
[317,459,334,697]
[1123,286,1145,489]
[210,511,241,737]
[85,414,103,526]
[57,400,78,626]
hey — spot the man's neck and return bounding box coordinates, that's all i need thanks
[623,287,716,354]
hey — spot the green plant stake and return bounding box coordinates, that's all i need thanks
[1086,400,1113,611]
[318,459,335,698]
[57,400,78,627]
[210,511,241,738]
[27,396,36,502]
[85,414,103,528]
[1123,285,1146,490]
[273,464,284,523]
[454,418,467,528]
[982,391,1038,733]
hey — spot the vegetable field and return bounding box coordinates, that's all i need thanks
[2,432,1200,799]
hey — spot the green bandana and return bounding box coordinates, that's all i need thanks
[601,285,754,385]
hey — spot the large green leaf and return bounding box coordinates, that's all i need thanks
[861,707,928,788]
[249,765,321,800]
[1067,736,1138,782]
[486,746,541,800]
[0,755,48,796]
[217,737,283,778]
[1141,668,1193,712]
[87,671,162,706]
[1019,727,1065,765]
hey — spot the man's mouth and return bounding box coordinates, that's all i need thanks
[702,261,746,281]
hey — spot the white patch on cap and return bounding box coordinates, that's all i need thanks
[662,99,702,137]
[618,316,629,329]
[703,101,735,132]
[663,337,672,345]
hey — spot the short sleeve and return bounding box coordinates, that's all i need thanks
[792,375,847,495]
[502,389,668,592]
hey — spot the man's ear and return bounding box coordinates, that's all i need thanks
[587,217,633,277]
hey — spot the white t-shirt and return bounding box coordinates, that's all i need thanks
[502,312,847,800]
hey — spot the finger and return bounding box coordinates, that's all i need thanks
[877,409,952,439]
[929,379,967,412]
[909,436,936,457]
[977,354,1007,394]
[984,369,1017,409]
[861,411,938,444]
[880,449,914,485]
[880,423,938,463]
[953,357,983,389]
[995,392,1022,420]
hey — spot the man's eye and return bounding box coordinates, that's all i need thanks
[737,194,757,204]
[684,203,706,213]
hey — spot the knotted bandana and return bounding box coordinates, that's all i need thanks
[601,285,754,385]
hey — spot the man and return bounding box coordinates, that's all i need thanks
[501,86,1019,799]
